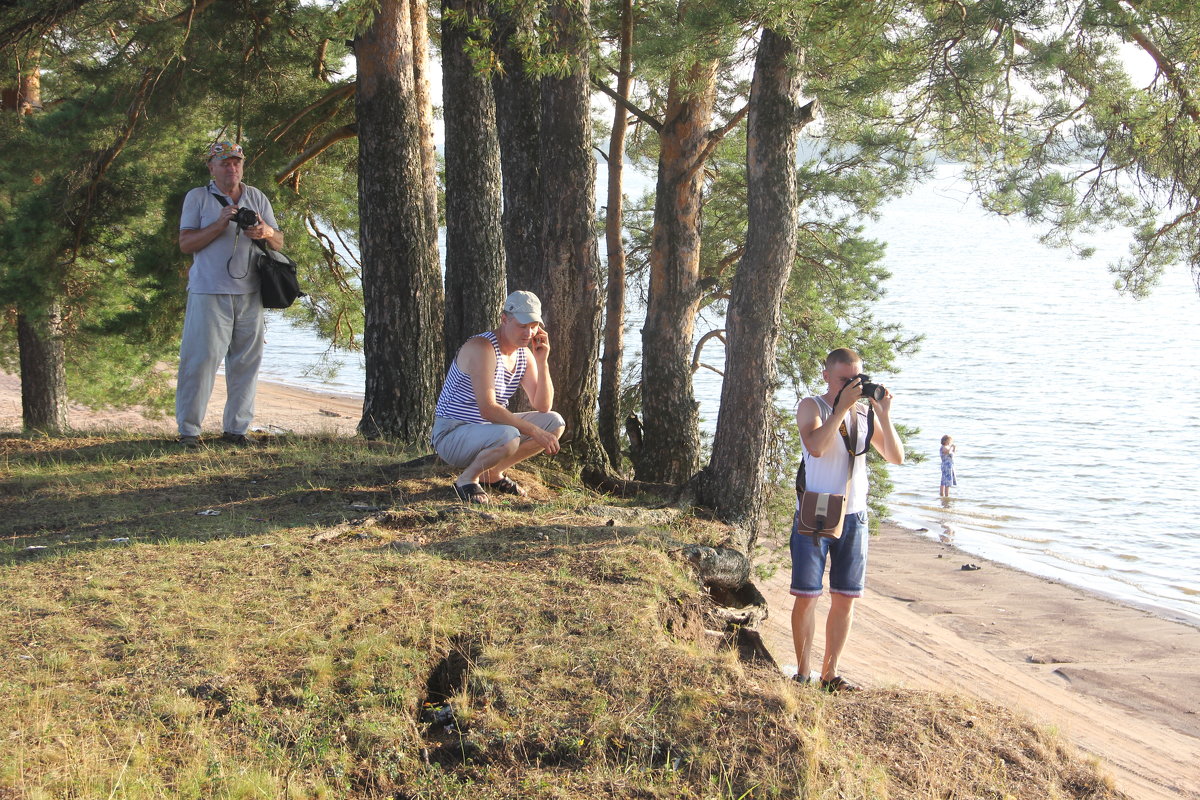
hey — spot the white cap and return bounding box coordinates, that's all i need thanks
[503,290,543,324]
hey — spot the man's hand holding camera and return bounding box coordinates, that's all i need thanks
[229,206,275,243]
[246,217,275,242]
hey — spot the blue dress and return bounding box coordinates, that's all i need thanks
[940,448,957,487]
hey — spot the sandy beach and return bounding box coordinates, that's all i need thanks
[0,371,362,439]
[3,371,1198,798]
[758,534,1200,800]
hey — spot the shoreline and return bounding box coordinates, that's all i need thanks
[0,372,363,439]
[889,520,1200,631]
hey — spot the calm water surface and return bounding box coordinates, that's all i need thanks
[259,169,1200,624]
[866,170,1200,624]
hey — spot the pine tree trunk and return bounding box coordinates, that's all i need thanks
[442,0,506,368]
[17,305,68,433]
[8,61,62,434]
[410,0,440,252]
[355,0,444,444]
[491,2,542,295]
[636,62,718,484]
[599,0,633,470]
[699,29,812,550]
[538,0,610,479]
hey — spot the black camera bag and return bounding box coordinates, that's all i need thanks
[253,240,304,309]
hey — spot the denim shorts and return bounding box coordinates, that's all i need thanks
[789,510,869,598]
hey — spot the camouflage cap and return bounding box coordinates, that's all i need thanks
[207,140,245,161]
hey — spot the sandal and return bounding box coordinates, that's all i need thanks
[484,475,527,496]
[453,482,490,504]
[819,675,862,693]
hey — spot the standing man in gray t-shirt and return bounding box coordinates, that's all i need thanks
[175,140,284,447]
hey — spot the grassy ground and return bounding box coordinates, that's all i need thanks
[0,432,1124,799]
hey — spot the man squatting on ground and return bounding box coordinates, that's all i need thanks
[791,348,904,692]
[175,141,284,447]
[431,291,566,504]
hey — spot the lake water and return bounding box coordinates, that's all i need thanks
[258,167,1200,625]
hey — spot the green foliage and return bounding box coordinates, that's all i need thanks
[0,0,363,412]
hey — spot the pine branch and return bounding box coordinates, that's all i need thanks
[1112,2,1200,122]
[265,82,356,144]
[695,102,749,168]
[691,328,726,375]
[592,77,661,133]
[275,124,359,183]
[163,0,220,27]
[993,11,1200,123]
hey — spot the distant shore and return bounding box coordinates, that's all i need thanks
[4,370,1199,798]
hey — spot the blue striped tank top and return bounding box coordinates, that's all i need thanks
[434,331,528,423]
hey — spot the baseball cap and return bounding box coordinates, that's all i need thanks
[207,140,245,161]
[503,291,543,325]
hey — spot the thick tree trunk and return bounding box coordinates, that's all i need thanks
[538,0,610,479]
[491,2,542,295]
[355,0,444,443]
[8,60,62,434]
[442,0,505,368]
[17,305,68,433]
[636,62,718,484]
[599,0,633,470]
[699,29,811,551]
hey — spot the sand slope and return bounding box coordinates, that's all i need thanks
[757,527,1200,800]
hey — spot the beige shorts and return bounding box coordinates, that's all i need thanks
[431,411,565,468]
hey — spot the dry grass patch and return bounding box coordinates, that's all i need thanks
[0,433,1127,799]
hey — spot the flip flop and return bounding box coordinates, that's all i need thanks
[453,482,489,504]
[819,675,861,693]
[484,475,527,496]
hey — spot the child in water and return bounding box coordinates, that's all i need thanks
[940,434,957,497]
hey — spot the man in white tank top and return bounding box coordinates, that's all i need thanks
[431,291,565,504]
[791,348,904,692]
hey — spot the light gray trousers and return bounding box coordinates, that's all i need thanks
[175,292,264,436]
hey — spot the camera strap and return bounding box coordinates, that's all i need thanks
[209,190,252,280]
[849,407,874,457]
[830,384,876,457]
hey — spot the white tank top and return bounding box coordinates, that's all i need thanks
[799,396,869,514]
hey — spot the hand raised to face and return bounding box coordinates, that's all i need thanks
[531,326,550,359]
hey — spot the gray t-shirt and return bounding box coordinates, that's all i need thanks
[179,181,280,295]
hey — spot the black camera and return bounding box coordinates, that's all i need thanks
[846,373,886,402]
[232,207,259,229]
